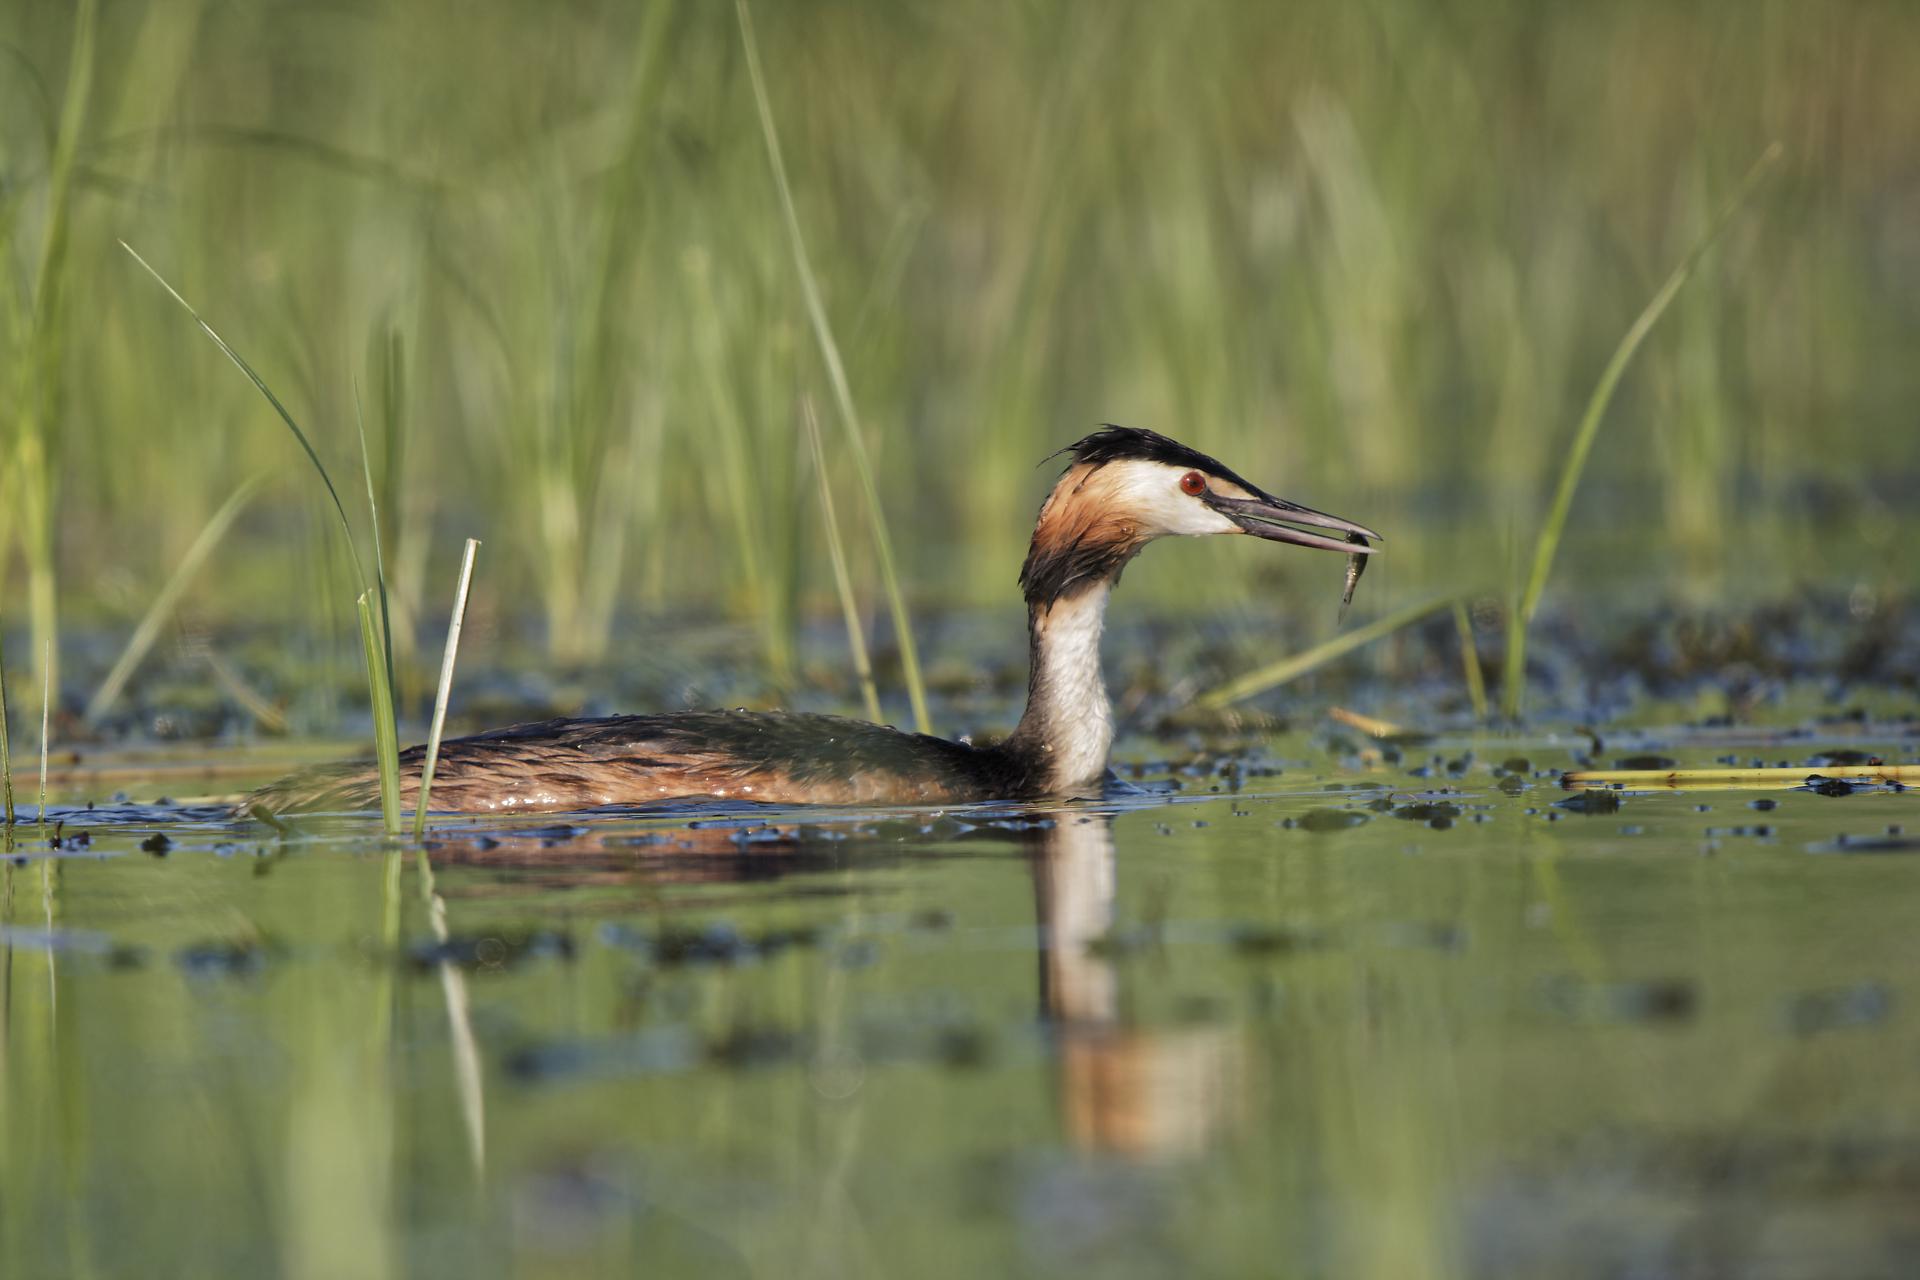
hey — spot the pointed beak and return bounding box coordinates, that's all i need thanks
[1205,489,1382,554]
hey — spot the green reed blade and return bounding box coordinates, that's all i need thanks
[413,539,480,838]
[357,592,402,835]
[119,241,371,596]
[1195,594,1456,709]
[84,474,268,724]
[1452,601,1488,722]
[353,382,398,711]
[37,640,51,833]
[14,0,97,712]
[0,619,13,830]
[1503,144,1781,719]
[736,0,931,734]
[802,399,883,722]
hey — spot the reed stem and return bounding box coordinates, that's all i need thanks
[0,620,13,830]
[120,243,374,596]
[37,641,52,834]
[1196,595,1455,709]
[736,0,931,733]
[357,593,402,835]
[354,385,399,714]
[1502,144,1781,719]
[85,475,268,724]
[1452,601,1488,722]
[802,399,883,722]
[413,539,480,838]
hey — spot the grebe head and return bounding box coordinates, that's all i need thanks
[1019,425,1381,606]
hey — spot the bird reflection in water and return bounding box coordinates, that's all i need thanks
[419,808,1245,1159]
[1032,814,1245,1160]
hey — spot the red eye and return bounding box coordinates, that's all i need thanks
[1179,471,1206,496]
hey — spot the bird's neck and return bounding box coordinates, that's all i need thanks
[1007,582,1115,794]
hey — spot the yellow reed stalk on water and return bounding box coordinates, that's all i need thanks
[1327,706,1408,739]
[1563,765,1920,792]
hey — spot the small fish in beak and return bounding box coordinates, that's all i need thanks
[1340,532,1371,621]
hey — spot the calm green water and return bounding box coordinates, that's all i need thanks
[2,724,1916,1279]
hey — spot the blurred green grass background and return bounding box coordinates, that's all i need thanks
[2,0,1916,708]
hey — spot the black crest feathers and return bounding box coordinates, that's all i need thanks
[1047,425,1263,495]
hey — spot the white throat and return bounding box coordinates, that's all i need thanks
[1013,583,1115,793]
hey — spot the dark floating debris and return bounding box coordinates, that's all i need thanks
[507,1012,997,1085]
[933,1024,994,1070]
[1807,775,1856,797]
[599,920,822,968]
[1555,791,1623,815]
[1391,802,1462,829]
[708,1024,805,1069]
[505,1028,700,1084]
[1784,984,1891,1037]
[1542,975,1697,1025]
[140,833,171,856]
[176,939,271,979]
[1085,924,1158,960]
[1,924,144,971]
[1286,807,1370,833]
[1228,924,1319,957]
[409,929,574,972]
[1614,755,1677,771]
[1374,920,1466,951]
[1809,834,1920,856]
[1809,749,1881,767]
[1749,798,1779,811]
[1705,825,1773,840]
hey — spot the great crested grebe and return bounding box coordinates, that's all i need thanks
[256,427,1378,814]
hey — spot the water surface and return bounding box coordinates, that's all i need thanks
[2,721,1916,1278]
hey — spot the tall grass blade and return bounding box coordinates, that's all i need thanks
[1452,601,1488,722]
[16,0,97,707]
[118,242,372,595]
[802,399,883,722]
[413,539,480,839]
[353,383,398,709]
[0,620,12,830]
[37,642,51,833]
[84,474,268,724]
[200,645,290,733]
[736,0,932,734]
[685,255,780,671]
[356,593,402,835]
[0,455,13,599]
[1195,594,1455,709]
[1502,144,1781,718]
[120,242,404,828]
